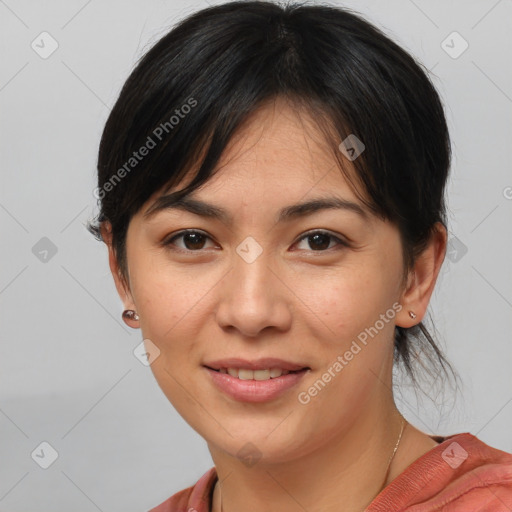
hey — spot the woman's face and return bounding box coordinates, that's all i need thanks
[116,99,414,463]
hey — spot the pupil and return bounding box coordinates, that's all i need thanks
[309,233,330,250]
[184,232,205,250]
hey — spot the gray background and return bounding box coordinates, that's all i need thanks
[1,0,511,511]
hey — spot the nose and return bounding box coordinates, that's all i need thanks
[215,250,292,338]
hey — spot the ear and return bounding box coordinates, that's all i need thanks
[100,221,140,329]
[395,222,447,328]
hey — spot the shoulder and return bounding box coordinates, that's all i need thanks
[369,433,512,512]
[147,467,218,512]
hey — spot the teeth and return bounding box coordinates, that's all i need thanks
[239,368,256,380]
[222,368,291,380]
[269,368,284,378]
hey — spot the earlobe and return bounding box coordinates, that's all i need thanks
[396,222,447,328]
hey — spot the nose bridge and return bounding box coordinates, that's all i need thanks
[215,236,290,336]
[231,238,276,306]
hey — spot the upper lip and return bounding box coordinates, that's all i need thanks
[204,358,310,371]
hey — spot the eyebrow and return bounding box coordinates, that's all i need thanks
[144,195,369,225]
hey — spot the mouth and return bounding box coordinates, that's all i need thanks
[203,364,311,402]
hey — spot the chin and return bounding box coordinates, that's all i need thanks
[206,422,317,466]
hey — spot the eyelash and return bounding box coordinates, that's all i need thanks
[162,229,349,253]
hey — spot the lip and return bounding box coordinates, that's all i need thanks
[203,357,310,372]
[204,366,310,403]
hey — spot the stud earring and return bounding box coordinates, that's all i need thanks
[122,310,139,321]
[409,311,417,319]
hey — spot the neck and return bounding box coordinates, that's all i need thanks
[210,401,407,512]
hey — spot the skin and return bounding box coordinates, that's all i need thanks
[102,97,447,512]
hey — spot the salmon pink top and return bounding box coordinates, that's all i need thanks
[148,433,512,511]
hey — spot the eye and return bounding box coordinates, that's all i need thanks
[163,230,217,252]
[294,230,348,252]
[163,229,348,253]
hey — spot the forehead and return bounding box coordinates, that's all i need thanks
[177,98,362,203]
[138,97,374,229]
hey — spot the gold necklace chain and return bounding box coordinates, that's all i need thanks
[377,417,407,495]
[218,417,407,512]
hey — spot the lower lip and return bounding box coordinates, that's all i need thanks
[204,367,309,403]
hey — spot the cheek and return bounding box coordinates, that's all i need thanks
[127,255,210,352]
[293,268,399,420]
[291,261,401,392]
[128,264,212,415]
[299,264,396,337]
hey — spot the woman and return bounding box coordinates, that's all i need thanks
[87,1,512,511]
